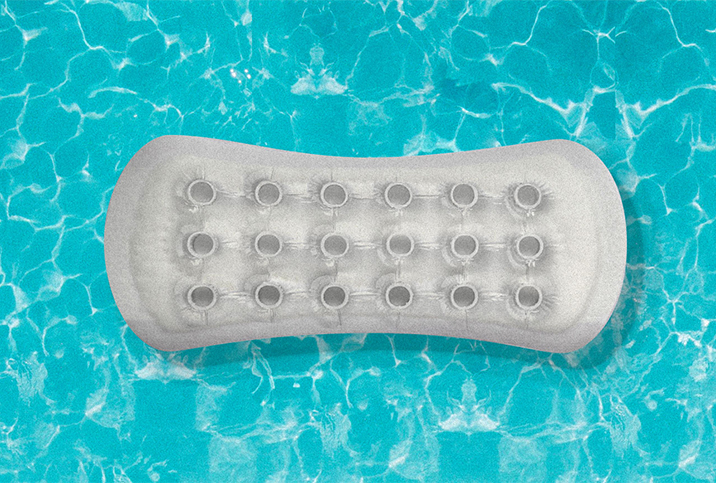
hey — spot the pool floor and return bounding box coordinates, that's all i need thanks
[1,1,715,481]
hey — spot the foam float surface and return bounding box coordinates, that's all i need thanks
[105,136,626,352]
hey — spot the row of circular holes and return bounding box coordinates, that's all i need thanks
[187,281,543,313]
[188,179,543,211]
[188,230,545,262]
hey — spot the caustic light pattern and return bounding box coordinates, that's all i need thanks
[0,1,715,482]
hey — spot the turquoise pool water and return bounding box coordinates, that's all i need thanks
[1,1,715,481]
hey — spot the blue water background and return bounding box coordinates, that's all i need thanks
[1,1,715,481]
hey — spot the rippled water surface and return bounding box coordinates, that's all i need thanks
[1,1,715,481]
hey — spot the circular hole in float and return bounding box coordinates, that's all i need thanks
[187,180,217,205]
[450,284,478,310]
[450,234,479,260]
[187,285,217,310]
[516,234,544,260]
[384,183,413,209]
[187,232,216,258]
[255,180,283,207]
[255,283,283,309]
[514,183,542,210]
[515,285,542,310]
[450,183,478,209]
[386,283,413,309]
[320,182,348,208]
[321,285,349,310]
[321,233,349,258]
[255,232,282,257]
[387,233,414,258]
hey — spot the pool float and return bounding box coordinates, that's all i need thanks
[105,136,626,352]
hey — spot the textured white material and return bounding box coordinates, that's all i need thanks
[104,136,626,353]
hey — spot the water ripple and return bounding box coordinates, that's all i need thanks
[1,1,715,481]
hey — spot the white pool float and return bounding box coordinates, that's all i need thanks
[104,136,626,353]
